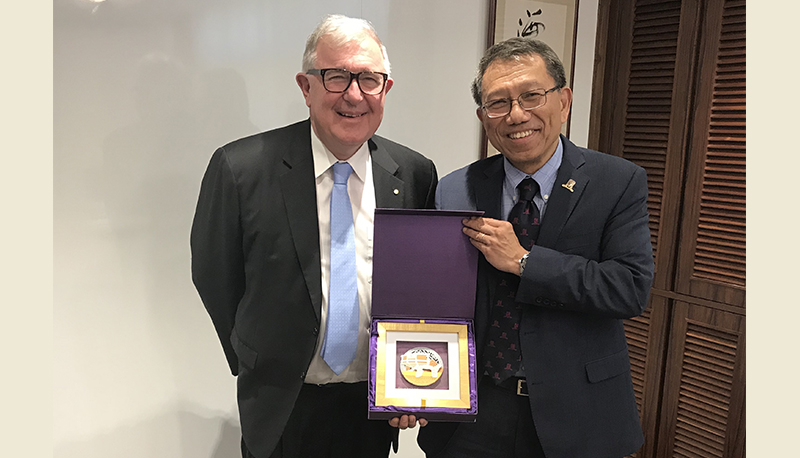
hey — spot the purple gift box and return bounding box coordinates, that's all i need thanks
[368,209,482,422]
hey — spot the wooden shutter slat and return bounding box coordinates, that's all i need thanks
[676,416,726,446]
[620,1,683,262]
[624,308,652,420]
[672,320,738,458]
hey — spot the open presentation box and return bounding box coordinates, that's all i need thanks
[368,208,482,422]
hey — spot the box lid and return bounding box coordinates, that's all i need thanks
[372,208,483,320]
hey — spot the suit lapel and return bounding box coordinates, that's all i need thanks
[472,155,505,219]
[370,139,405,208]
[470,155,505,347]
[537,137,589,248]
[279,122,323,321]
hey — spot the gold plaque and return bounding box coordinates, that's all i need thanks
[400,347,444,386]
[374,321,471,410]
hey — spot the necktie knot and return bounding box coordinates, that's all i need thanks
[517,177,539,202]
[333,162,353,185]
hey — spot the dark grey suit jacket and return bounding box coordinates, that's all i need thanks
[419,136,653,458]
[191,119,437,458]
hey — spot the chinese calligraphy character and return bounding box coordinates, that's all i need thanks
[518,8,545,38]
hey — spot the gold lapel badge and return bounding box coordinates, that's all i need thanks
[561,179,576,193]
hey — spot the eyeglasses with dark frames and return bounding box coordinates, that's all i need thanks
[481,86,562,118]
[306,68,389,95]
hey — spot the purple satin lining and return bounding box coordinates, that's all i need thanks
[368,319,478,422]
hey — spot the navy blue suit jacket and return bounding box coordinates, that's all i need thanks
[418,136,653,458]
[191,119,438,458]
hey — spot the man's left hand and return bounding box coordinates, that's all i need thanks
[462,217,528,275]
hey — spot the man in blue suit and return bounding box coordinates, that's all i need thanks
[417,38,654,458]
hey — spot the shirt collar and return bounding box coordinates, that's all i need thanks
[503,137,563,201]
[311,127,370,182]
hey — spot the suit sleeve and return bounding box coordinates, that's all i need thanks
[191,148,245,375]
[516,166,654,319]
[423,159,438,209]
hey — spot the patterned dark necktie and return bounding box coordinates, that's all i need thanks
[485,177,540,383]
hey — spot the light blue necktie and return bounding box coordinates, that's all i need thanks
[321,162,359,375]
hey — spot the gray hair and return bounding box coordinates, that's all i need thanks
[301,14,391,76]
[471,38,566,106]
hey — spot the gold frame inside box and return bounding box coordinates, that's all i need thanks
[375,321,471,409]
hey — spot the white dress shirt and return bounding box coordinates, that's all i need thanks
[304,128,376,384]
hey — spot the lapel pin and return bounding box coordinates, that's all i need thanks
[393,188,399,195]
[561,179,576,193]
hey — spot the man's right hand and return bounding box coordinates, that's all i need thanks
[388,414,428,429]
[462,216,529,275]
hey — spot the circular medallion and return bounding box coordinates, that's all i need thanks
[400,347,443,386]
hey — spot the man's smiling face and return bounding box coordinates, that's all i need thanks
[477,54,571,174]
[296,33,393,160]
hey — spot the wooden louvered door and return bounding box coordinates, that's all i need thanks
[593,0,702,456]
[675,0,746,305]
[658,0,746,456]
[590,0,745,456]
[657,303,745,457]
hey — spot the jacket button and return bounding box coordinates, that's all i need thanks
[535,297,542,304]
[558,303,565,307]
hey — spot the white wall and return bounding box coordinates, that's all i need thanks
[53,1,597,457]
[569,0,599,148]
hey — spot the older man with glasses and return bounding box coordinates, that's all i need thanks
[191,14,437,458]
[415,37,654,458]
